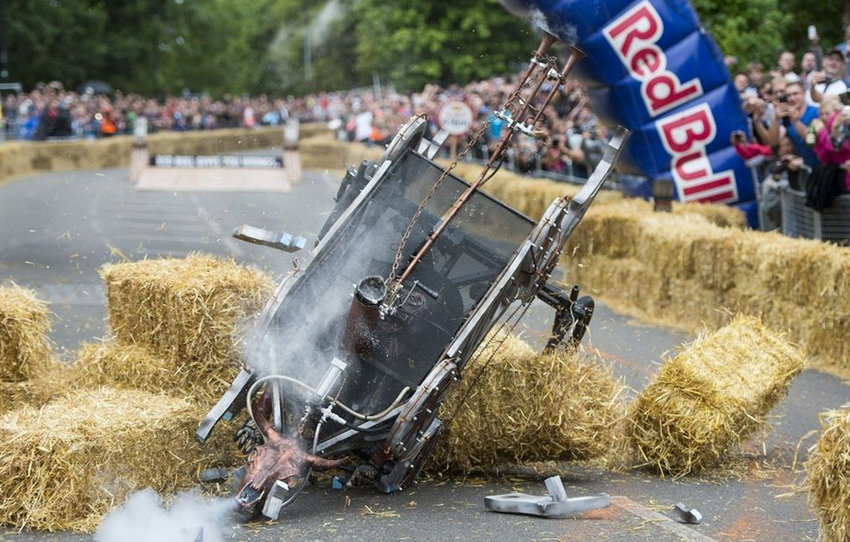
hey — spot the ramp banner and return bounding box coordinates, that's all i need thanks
[502,0,756,209]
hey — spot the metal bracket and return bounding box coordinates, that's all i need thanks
[232,225,307,252]
[416,130,449,160]
[196,367,255,443]
[485,476,610,518]
[262,480,291,520]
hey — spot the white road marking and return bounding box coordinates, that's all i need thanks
[612,496,717,542]
[35,283,105,305]
[190,194,245,257]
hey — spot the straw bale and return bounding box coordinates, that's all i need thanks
[299,134,382,171]
[65,340,237,404]
[626,315,804,477]
[806,406,850,542]
[0,128,284,186]
[430,334,625,474]
[0,387,240,532]
[0,285,52,382]
[100,254,272,377]
[0,381,31,414]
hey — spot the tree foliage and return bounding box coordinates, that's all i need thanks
[692,0,848,72]
[1,0,847,97]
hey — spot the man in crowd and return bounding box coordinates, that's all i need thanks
[810,48,849,103]
[771,81,820,167]
[772,51,800,82]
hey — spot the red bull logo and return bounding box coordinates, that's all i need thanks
[603,0,737,203]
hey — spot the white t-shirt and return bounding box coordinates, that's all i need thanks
[354,111,373,142]
[813,79,849,102]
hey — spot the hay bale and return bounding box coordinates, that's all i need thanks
[100,254,272,377]
[806,406,850,542]
[561,200,850,374]
[299,133,383,171]
[626,315,804,477]
[0,285,51,382]
[0,381,31,414]
[430,334,625,474]
[0,387,240,532]
[66,340,235,404]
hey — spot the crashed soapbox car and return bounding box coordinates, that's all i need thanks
[196,35,628,520]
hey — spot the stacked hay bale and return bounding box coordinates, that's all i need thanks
[82,254,273,401]
[0,286,52,414]
[430,333,625,474]
[626,315,804,477]
[0,285,51,382]
[0,255,272,531]
[806,406,850,542]
[300,133,383,172]
[563,200,849,373]
[0,388,238,532]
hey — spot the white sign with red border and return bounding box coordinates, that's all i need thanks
[438,100,474,136]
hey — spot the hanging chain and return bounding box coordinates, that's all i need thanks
[387,120,491,283]
[387,46,555,286]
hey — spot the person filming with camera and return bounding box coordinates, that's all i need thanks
[769,81,820,167]
[810,48,849,104]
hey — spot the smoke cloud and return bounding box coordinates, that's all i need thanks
[95,490,235,542]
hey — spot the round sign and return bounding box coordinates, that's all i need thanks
[438,100,474,136]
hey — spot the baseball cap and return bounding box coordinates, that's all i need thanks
[825,48,845,60]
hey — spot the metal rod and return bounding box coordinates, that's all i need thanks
[528,46,586,127]
[393,34,559,288]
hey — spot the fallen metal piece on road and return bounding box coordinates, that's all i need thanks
[485,476,610,518]
[672,502,703,524]
[198,467,229,483]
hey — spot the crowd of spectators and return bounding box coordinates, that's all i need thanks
[0,69,607,179]
[7,23,850,198]
[732,24,850,227]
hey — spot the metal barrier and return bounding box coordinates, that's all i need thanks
[780,187,850,243]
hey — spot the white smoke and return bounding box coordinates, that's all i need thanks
[311,0,345,47]
[528,8,578,46]
[95,490,234,542]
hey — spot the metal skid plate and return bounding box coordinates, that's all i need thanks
[232,224,307,252]
[485,476,610,518]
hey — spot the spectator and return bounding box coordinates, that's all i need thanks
[812,95,850,194]
[761,135,809,229]
[772,51,800,83]
[810,48,850,103]
[746,62,765,87]
[769,81,820,167]
[734,73,757,98]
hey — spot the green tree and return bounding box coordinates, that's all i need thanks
[692,0,849,72]
[350,0,537,92]
[691,0,790,71]
[4,0,109,90]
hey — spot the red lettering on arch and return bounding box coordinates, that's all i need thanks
[605,5,660,59]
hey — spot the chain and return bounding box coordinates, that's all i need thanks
[442,299,534,430]
[387,119,491,283]
[387,50,552,286]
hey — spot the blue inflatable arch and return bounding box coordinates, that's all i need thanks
[503,0,757,221]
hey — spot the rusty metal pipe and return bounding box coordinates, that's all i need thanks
[528,45,586,127]
[394,36,559,287]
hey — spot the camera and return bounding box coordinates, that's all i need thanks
[778,93,788,103]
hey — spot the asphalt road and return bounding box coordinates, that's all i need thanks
[0,161,847,541]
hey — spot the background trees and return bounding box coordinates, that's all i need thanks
[1,0,847,97]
